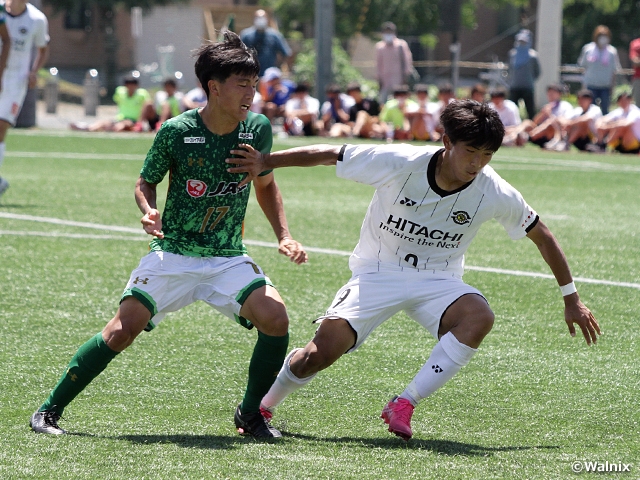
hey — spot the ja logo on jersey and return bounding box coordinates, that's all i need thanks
[451,211,471,225]
[186,179,207,197]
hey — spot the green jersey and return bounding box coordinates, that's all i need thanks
[140,109,273,257]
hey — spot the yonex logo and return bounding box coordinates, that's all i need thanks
[432,364,443,373]
[184,137,206,143]
[451,211,471,225]
[238,133,254,140]
[399,197,417,207]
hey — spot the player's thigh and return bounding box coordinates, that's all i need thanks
[102,297,153,351]
[404,276,485,339]
[240,284,288,336]
[317,272,406,352]
[0,79,27,128]
[200,255,284,333]
[438,293,494,348]
[122,251,202,331]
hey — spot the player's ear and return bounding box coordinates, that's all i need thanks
[442,134,452,150]
[207,79,219,98]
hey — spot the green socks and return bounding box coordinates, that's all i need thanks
[241,331,289,413]
[39,332,119,415]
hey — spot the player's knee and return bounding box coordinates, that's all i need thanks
[472,309,495,340]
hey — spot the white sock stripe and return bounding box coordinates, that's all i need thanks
[439,332,477,367]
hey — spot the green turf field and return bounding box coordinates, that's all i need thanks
[0,130,638,479]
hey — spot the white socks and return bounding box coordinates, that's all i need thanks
[261,348,317,410]
[400,332,477,406]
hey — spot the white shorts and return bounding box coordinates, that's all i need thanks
[122,251,274,331]
[317,269,484,352]
[0,74,28,125]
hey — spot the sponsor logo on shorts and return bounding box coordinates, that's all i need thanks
[184,137,206,143]
[451,211,471,225]
[186,179,207,197]
[238,132,254,140]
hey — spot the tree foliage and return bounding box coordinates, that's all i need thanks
[261,0,529,40]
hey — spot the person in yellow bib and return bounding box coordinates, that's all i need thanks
[70,75,151,132]
[141,78,184,132]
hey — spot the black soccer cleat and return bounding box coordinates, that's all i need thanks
[234,404,282,439]
[30,410,66,435]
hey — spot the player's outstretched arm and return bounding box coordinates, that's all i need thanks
[135,176,164,238]
[526,220,601,345]
[228,144,343,187]
[253,172,308,265]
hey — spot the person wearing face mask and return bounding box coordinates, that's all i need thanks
[240,9,292,77]
[507,29,540,120]
[578,25,621,115]
[376,22,413,105]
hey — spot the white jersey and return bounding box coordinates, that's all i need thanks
[3,2,49,76]
[488,99,521,127]
[568,103,602,134]
[337,144,539,277]
[602,104,640,139]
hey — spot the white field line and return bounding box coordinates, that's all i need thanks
[6,146,640,173]
[1,212,638,290]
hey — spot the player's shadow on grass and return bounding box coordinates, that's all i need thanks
[115,433,559,456]
[116,434,278,450]
[286,433,560,456]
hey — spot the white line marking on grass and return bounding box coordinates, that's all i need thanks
[6,151,143,161]
[2,213,638,290]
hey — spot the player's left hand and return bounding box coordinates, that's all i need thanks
[227,144,267,188]
[564,296,601,345]
[279,237,308,265]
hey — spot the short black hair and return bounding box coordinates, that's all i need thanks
[193,31,260,98]
[346,82,361,93]
[440,99,505,152]
[163,78,177,88]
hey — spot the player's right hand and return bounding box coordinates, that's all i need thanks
[141,209,164,238]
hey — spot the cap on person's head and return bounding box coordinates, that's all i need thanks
[262,67,282,82]
[577,89,594,99]
[381,21,397,33]
[547,83,564,93]
[346,82,361,93]
[616,90,631,102]
[393,84,410,95]
[489,87,506,98]
[414,83,430,94]
[123,75,139,85]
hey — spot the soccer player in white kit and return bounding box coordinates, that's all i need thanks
[0,0,49,199]
[228,99,601,440]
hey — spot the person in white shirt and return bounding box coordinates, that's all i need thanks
[228,99,601,441]
[594,90,640,153]
[523,84,574,149]
[550,89,602,152]
[284,82,319,136]
[0,0,49,199]
[488,87,524,146]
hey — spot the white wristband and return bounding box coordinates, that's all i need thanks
[559,281,577,297]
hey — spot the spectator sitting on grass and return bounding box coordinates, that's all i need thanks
[71,75,152,132]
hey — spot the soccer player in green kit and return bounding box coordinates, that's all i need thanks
[30,31,307,438]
